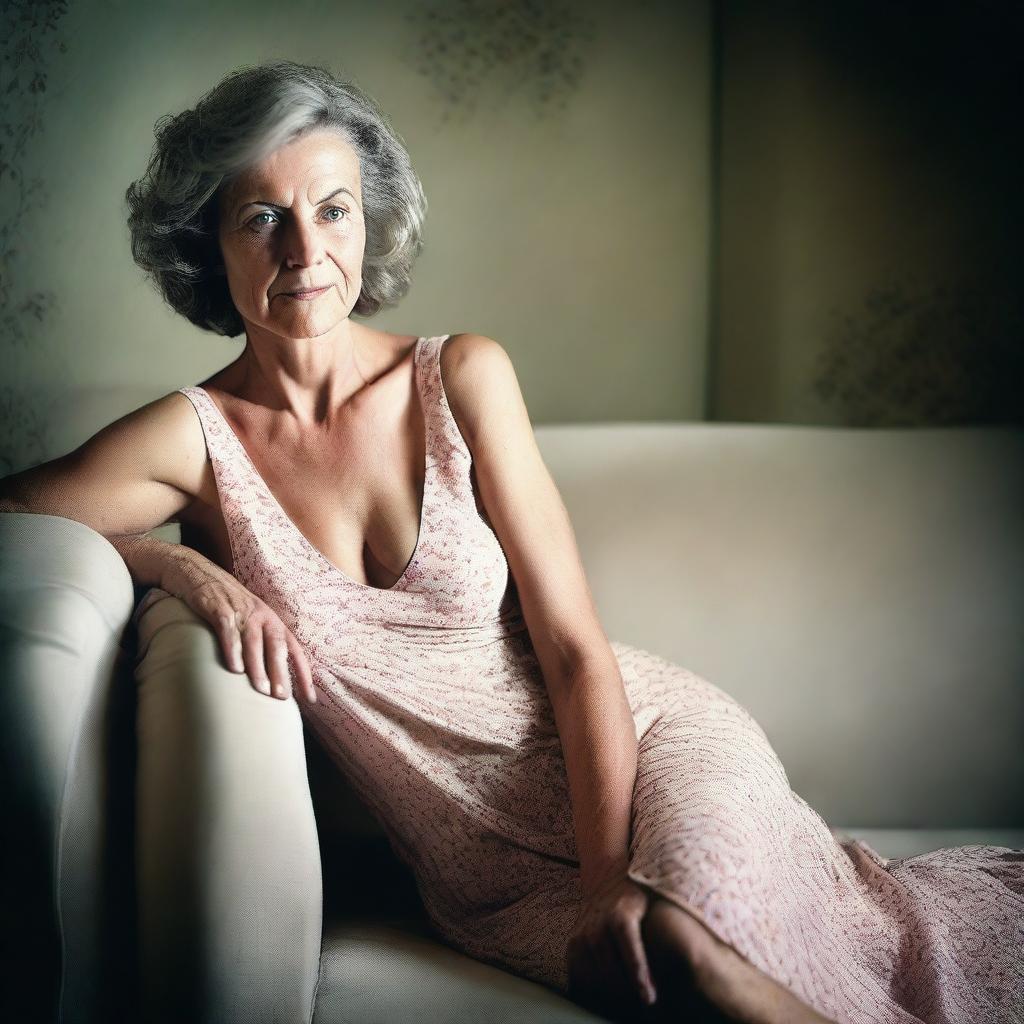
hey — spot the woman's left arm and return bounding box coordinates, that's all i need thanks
[439,333,657,1008]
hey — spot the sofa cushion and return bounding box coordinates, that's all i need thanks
[312,920,604,1024]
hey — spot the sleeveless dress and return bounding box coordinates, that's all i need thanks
[163,334,1023,1024]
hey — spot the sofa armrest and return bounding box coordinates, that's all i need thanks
[0,512,138,1023]
[131,589,323,1023]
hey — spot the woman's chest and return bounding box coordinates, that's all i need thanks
[176,454,496,590]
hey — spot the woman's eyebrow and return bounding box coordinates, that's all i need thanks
[236,185,357,214]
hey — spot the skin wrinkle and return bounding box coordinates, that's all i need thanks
[212,129,370,421]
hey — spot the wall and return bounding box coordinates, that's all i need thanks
[712,0,1023,426]
[0,0,712,473]
[7,0,1016,464]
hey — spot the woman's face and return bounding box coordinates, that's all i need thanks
[216,128,366,341]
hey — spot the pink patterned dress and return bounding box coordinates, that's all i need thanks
[168,333,1023,1024]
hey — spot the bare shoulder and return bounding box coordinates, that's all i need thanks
[78,387,214,506]
[0,388,213,533]
[99,389,209,496]
[439,332,514,378]
[439,333,525,447]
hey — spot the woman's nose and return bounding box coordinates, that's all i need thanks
[281,215,324,267]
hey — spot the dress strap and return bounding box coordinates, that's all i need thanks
[418,334,472,468]
[175,384,265,504]
[176,385,233,477]
[174,384,247,572]
[174,384,329,586]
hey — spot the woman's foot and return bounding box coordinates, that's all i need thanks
[641,897,837,1024]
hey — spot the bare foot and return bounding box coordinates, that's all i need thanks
[643,898,837,1024]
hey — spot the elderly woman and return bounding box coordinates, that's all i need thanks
[3,59,1020,1024]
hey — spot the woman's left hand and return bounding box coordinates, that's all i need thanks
[566,867,658,1014]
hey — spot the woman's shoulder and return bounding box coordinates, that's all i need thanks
[127,388,216,493]
[87,388,223,520]
[439,332,514,385]
[438,333,524,447]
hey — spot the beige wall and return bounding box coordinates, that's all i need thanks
[1,0,712,472]
[9,0,1013,475]
[712,1,1022,426]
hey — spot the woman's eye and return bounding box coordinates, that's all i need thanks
[247,208,347,229]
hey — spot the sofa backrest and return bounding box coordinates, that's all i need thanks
[535,423,1024,828]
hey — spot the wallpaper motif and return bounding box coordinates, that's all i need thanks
[811,276,1024,427]
[401,0,598,124]
[0,0,69,475]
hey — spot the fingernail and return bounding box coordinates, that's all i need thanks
[257,679,271,695]
[275,683,287,698]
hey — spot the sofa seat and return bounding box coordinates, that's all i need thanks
[305,828,1024,1024]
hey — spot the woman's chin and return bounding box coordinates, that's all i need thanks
[248,310,350,341]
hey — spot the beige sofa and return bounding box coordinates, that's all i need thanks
[2,420,1022,1024]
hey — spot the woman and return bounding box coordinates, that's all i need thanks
[2,60,1020,1024]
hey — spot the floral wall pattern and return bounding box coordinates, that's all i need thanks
[400,0,598,124]
[813,276,1024,427]
[0,0,70,474]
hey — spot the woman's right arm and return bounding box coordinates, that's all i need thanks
[0,394,315,704]
[0,393,196,531]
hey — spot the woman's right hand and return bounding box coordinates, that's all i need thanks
[159,542,317,704]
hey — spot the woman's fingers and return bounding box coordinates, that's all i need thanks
[240,618,272,696]
[285,630,317,703]
[614,912,657,1006]
[232,611,310,703]
[179,570,311,702]
[213,610,245,673]
[264,625,292,700]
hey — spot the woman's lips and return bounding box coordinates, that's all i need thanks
[284,285,331,299]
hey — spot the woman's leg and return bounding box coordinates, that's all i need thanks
[640,898,837,1024]
[133,592,323,1024]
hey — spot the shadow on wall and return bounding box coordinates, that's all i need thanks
[714,0,1024,428]
[801,2,1024,428]
[813,275,1024,427]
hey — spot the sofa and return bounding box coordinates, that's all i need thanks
[2,418,1022,1024]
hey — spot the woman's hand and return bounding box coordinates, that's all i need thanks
[159,542,317,704]
[567,866,657,1016]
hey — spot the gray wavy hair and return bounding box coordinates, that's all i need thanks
[125,59,427,337]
